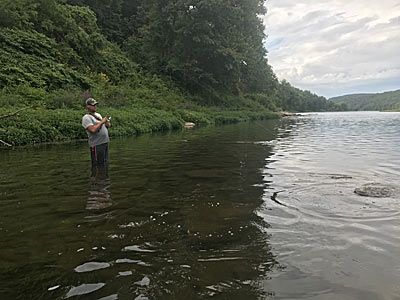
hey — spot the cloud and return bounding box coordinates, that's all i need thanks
[263,0,400,97]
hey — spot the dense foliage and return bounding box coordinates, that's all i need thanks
[0,0,344,145]
[278,80,346,112]
[330,90,400,111]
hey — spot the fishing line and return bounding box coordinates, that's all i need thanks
[253,120,281,137]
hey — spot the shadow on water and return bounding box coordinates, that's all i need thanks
[0,120,283,299]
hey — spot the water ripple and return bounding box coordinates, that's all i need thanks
[261,112,400,298]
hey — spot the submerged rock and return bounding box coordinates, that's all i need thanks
[354,183,395,198]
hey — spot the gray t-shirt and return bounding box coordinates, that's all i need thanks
[82,113,110,147]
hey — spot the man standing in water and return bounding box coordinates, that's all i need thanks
[82,98,111,165]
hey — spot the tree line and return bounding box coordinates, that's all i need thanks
[330,90,400,111]
[0,0,344,112]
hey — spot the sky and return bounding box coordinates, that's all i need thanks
[263,0,400,98]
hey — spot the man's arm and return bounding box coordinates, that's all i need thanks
[87,117,108,133]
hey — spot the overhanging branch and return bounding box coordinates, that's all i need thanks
[0,106,33,120]
[0,140,12,147]
[0,106,33,147]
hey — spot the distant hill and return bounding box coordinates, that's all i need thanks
[329,90,400,111]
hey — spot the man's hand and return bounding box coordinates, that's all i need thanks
[87,117,108,133]
[105,117,111,128]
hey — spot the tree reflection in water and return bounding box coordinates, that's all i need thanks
[108,127,282,299]
[0,121,283,300]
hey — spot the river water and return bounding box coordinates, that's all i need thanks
[1,111,399,299]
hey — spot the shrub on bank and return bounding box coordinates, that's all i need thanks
[0,107,185,146]
[177,109,214,125]
[107,107,184,136]
[0,109,86,145]
[0,105,279,146]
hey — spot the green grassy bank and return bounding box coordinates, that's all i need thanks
[0,85,279,147]
[0,107,279,146]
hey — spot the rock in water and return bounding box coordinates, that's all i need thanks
[354,183,395,197]
[184,122,195,128]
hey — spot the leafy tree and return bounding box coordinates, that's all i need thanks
[0,0,343,112]
[121,0,277,102]
[65,0,125,43]
[0,28,90,89]
[330,90,400,111]
[0,0,136,88]
[0,0,38,29]
[277,80,344,112]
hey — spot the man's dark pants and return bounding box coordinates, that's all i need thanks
[90,143,109,166]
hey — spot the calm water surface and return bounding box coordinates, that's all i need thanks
[1,111,399,299]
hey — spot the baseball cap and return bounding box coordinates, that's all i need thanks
[86,98,99,106]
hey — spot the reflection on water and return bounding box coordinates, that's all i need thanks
[0,121,280,300]
[86,165,113,221]
[1,112,399,299]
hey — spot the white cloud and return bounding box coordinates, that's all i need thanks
[263,0,400,97]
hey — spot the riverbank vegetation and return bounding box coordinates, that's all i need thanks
[0,0,344,146]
